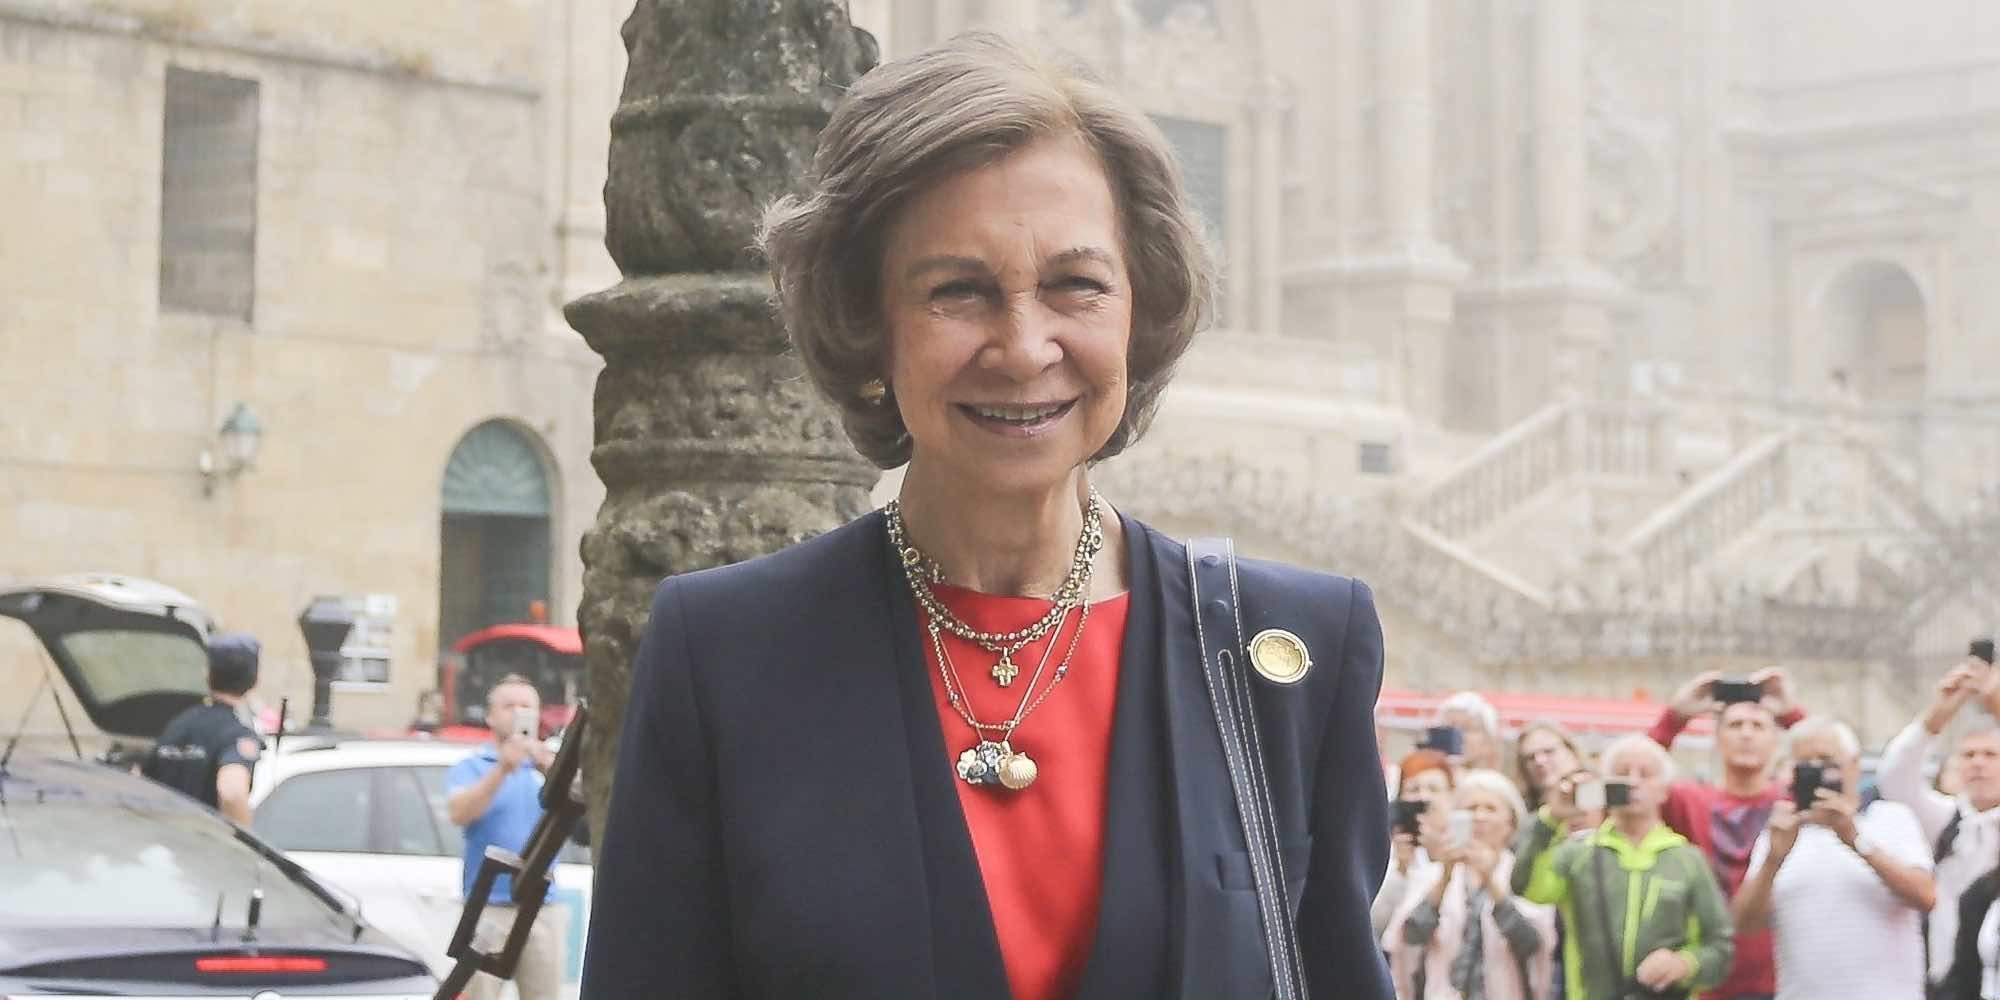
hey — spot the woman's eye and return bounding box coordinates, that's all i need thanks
[930,280,987,301]
[1050,275,1108,294]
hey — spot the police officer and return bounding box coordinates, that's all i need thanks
[141,632,265,825]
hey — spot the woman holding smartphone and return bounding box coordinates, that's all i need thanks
[1385,769,1558,999]
[1376,749,1458,938]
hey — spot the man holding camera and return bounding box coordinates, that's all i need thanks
[1518,735,1734,1000]
[1733,717,1935,1000]
[1648,667,1805,1000]
[1878,645,2000,996]
[445,674,561,1000]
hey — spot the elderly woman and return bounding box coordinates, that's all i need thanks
[580,32,1392,1000]
[1385,770,1558,1000]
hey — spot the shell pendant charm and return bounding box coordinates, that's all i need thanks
[957,740,1038,791]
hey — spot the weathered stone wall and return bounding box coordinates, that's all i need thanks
[0,7,604,732]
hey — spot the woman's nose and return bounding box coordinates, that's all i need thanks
[978,296,1064,378]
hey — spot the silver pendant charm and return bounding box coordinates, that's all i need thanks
[956,740,1038,791]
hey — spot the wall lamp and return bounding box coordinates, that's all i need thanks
[199,402,264,497]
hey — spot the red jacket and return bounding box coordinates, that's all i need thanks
[1648,706,1804,999]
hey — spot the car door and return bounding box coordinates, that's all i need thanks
[391,763,478,976]
[253,765,455,974]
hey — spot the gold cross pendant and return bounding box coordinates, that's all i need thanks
[992,653,1018,687]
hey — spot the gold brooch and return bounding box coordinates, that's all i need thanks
[1248,629,1312,685]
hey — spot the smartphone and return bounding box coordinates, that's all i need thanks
[1390,798,1426,836]
[1792,762,1844,811]
[1602,781,1634,808]
[1973,638,1996,665]
[1711,678,1764,705]
[512,713,536,743]
[1573,780,1606,814]
[1448,809,1474,846]
[1421,725,1465,757]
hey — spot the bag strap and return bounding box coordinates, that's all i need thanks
[1187,537,1308,1000]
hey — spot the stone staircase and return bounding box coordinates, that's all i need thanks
[1103,397,1989,666]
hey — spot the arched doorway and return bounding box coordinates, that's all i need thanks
[438,422,554,651]
[1822,260,1927,404]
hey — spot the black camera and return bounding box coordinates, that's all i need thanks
[1602,780,1634,808]
[1711,677,1764,705]
[1391,798,1427,836]
[1420,724,1465,756]
[1792,761,1844,811]
[1974,637,1995,665]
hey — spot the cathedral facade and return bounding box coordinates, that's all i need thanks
[866,0,2000,740]
[3,0,1996,743]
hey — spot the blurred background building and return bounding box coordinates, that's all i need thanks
[3,0,1997,743]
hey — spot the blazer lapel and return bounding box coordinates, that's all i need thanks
[1073,512,1173,998]
[878,518,1014,1000]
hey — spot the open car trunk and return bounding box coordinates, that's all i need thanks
[0,575,211,744]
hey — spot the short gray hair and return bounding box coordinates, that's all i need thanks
[1600,734,1677,780]
[759,31,1216,468]
[1435,691,1499,737]
[1456,768,1528,833]
[1788,715,1861,761]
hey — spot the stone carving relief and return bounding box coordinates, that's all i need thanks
[1581,0,1690,289]
[1586,108,1676,277]
[1043,0,1249,110]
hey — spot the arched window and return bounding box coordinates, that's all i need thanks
[438,422,553,649]
[1822,260,1927,405]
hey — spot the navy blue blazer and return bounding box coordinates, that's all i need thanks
[582,510,1392,999]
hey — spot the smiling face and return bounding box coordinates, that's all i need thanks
[876,135,1133,498]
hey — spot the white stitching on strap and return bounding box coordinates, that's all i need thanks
[1223,541,1308,993]
[1189,540,1306,1000]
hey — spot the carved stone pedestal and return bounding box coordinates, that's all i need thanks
[565,0,881,838]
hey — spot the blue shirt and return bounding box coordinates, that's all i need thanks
[445,744,546,903]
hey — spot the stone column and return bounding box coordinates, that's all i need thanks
[565,0,881,839]
[1376,0,1436,253]
[549,0,624,312]
[1330,0,1464,424]
[1533,0,1586,270]
[1488,0,1615,422]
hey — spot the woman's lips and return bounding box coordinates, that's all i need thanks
[956,399,1078,438]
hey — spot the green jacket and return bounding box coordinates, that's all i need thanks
[1510,809,1734,1000]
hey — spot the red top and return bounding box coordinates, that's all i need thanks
[1648,706,1805,998]
[920,584,1129,1000]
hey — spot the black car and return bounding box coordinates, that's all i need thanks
[0,753,436,998]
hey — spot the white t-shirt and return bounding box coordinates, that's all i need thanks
[1977,905,2000,1000]
[1749,799,1933,1000]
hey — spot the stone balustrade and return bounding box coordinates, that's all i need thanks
[1618,430,1793,592]
[1413,400,1667,539]
[1413,402,1573,538]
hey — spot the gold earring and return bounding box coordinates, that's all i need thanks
[859,379,887,405]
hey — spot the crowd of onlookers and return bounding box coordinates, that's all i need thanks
[1374,638,2000,1000]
